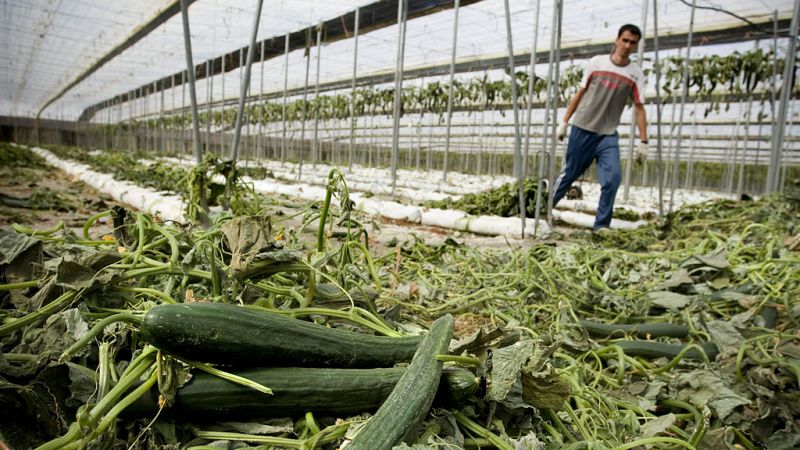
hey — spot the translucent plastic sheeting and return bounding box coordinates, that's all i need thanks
[1,0,794,122]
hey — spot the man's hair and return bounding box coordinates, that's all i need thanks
[618,24,642,39]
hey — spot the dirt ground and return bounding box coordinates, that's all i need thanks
[0,162,124,238]
[1,155,577,260]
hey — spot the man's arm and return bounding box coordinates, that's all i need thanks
[635,103,648,142]
[562,87,587,124]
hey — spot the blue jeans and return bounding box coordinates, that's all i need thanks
[551,126,621,230]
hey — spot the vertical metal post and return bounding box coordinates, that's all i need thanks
[179,0,202,164]
[257,40,265,159]
[143,85,149,154]
[427,112,434,171]
[206,62,212,154]
[443,0,460,182]
[181,72,187,155]
[416,118,422,170]
[390,0,408,192]
[684,103,698,188]
[737,95,753,197]
[230,0,263,162]
[544,0,563,227]
[477,110,484,175]
[652,0,664,216]
[771,10,779,130]
[297,30,312,180]
[623,0,649,200]
[502,0,524,235]
[312,22,322,166]
[128,91,133,152]
[668,0,695,212]
[525,0,542,230]
[535,0,561,225]
[726,107,743,192]
[159,81,164,154]
[767,0,799,193]
[171,75,176,154]
[221,53,226,156]
[282,32,290,163]
[349,8,360,170]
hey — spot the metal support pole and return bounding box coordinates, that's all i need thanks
[502,0,524,235]
[179,0,202,164]
[206,62,212,153]
[390,0,408,192]
[652,0,664,216]
[684,103,698,188]
[181,72,186,155]
[544,0,563,228]
[230,0,263,162]
[128,91,133,152]
[767,0,799,193]
[297,30,312,180]
[726,106,743,192]
[159,81,165,154]
[524,0,542,230]
[257,41,265,159]
[668,0,694,212]
[348,8,360,170]
[221,52,226,156]
[623,0,648,200]
[312,22,322,166]
[771,10,779,126]
[737,95,753,197]
[179,0,207,224]
[443,0,460,182]
[281,32,290,163]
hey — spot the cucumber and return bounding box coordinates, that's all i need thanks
[580,319,689,338]
[614,340,719,361]
[123,366,478,420]
[140,303,423,368]
[347,314,455,450]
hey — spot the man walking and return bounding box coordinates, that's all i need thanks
[553,24,649,231]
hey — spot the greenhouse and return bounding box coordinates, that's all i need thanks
[1,0,799,448]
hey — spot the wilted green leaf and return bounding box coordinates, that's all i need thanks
[675,370,750,421]
[647,291,691,310]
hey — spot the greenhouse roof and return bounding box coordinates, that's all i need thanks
[0,0,795,121]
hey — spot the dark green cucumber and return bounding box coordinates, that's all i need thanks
[614,340,719,361]
[347,314,455,450]
[140,303,423,367]
[580,319,689,338]
[123,366,478,420]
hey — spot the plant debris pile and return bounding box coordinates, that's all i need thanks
[0,145,798,449]
[427,178,547,218]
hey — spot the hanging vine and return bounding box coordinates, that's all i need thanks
[124,48,788,131]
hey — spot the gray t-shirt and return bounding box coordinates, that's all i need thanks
[573,54,645,135]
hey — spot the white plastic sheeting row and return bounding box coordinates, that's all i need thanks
[27,144,655,235]
[159,155,655,232]
[24,146,186,223]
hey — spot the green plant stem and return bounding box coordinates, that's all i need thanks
[0,290,78,337]
[454,411,514,450]
[609,436,695,449]
[60,313,143,361]
[436,354,482,367]
[83,210,112,240]
[0,279,40,291]
[116,286,177,304]
[75,367,159,448]
[13,220,64,236]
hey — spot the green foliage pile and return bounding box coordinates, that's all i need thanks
[426,178,546,217]
[0,148,798,449]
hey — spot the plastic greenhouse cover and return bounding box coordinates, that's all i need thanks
[1,0,793,121]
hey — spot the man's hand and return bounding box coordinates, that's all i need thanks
[635,141,649,164]
[556,121,569,142]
